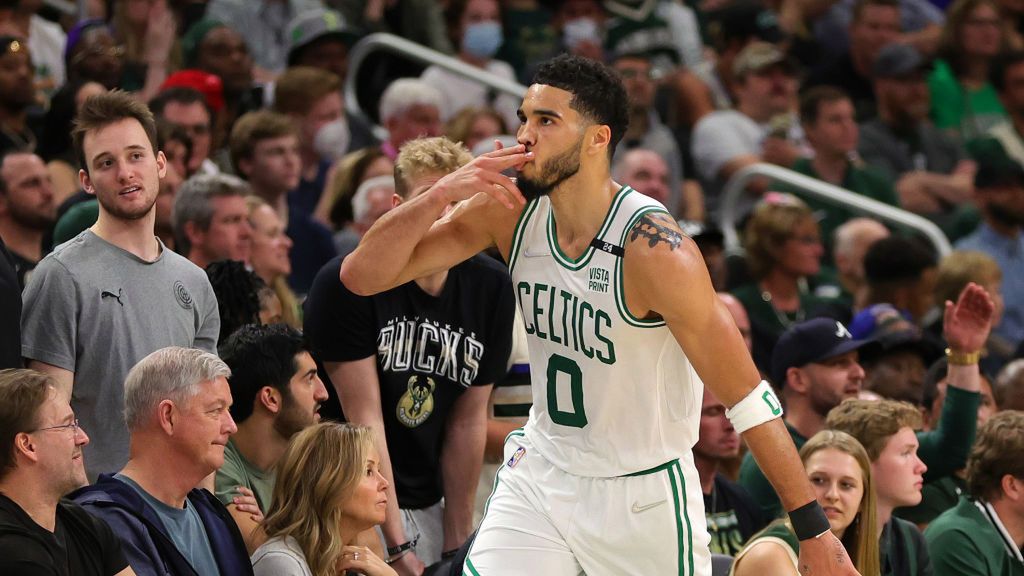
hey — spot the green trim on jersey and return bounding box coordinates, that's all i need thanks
[623,458,678,477]
[465,429,525,576]
[669,460,695,576]
[614,207,671,328]
[508,199,540,275]
[546,186,632,271]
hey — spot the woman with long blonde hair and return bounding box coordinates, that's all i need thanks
[251,423,395,576]
[731,430,881,576]
[246,196,301,328]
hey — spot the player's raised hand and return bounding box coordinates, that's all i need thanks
[797,532,861,576]
[432,144,532,209]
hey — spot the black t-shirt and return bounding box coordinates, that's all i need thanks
[305,254,516,508]
[0,236,22,368]
[0,494,128,576]
[704,473,769,556]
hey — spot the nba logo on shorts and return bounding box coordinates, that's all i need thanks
[507,446,526,468]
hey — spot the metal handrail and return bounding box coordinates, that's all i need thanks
[719,163,953,257]
[344,32,528,138]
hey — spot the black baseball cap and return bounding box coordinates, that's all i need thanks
[771,318,874,387]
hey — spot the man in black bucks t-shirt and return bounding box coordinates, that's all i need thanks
[306,137,515,574]
[0,369,131,575]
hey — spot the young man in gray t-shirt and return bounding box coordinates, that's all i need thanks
[21,91,219,480]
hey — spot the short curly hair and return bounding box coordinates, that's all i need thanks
[967,410,1024,501]
[825,398,922,461]
[532,55,630,160]
[394,136,472,198]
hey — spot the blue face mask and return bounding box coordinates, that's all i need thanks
[462,21,503,59]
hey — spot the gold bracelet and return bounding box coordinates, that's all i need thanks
[945,348,981,366]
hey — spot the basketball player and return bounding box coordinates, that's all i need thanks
[342,55,858,576]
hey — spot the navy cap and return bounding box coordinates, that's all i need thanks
[771,318,873,387]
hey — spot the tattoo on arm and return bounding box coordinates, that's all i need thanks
[628,213,682,251]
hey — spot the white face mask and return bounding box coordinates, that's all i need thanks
[313,117,350,162]
[562,17,600,50]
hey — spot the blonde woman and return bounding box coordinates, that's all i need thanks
[731,430,881,576]
[251,423,395,576]
[246,196,300,328]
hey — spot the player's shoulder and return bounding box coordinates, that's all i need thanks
[621,209,703,272]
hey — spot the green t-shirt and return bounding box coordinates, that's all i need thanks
[926,498,1024,576]
[731,284,829,374]
[214,437,277,514]
[929,58,1008,138]
[779,158,899,261]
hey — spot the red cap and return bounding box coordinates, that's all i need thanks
[159,69,225,113]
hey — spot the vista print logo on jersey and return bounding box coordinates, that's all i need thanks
[397,374,436,428]
[587,266,610,294]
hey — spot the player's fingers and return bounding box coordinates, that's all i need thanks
[494,139,505,151]
[482,171,525,206]
[490,150,533,167]
[479,143,526,158]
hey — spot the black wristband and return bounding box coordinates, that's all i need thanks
[387,540,416,556]
[441,549,459,560]
[789,500,831,541]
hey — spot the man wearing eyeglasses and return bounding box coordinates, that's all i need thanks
[0,368,134,575]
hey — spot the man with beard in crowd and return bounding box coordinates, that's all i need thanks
[0,151,54,287]
[0,36,37,154]
[956,140,1024,353]
[216,323,329,553]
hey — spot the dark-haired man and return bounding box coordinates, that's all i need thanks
[804,0,902,121]
[216,323,328,553]
[0,150,55,287]
[859,235,938,323]
[955,141,1024,348]
[342,54,858,575]
[0,35,37,155]
[150,86,218,176]
[20,90,220,480]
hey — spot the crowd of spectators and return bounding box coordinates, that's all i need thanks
[0,0,1023,574]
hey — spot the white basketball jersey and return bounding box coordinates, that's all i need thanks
[508,186,704,477]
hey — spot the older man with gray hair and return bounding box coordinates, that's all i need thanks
[378,78,443,160]
[71,347,253,576]
[172,174,253,270]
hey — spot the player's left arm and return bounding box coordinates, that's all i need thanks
[441,383,492,553]
[623,212,859,576]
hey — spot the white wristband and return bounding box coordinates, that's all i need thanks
[725,380,783,434]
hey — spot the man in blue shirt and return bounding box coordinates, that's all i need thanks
[956,140,1024,349]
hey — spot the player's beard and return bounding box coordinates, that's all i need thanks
[517,136,583,201]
